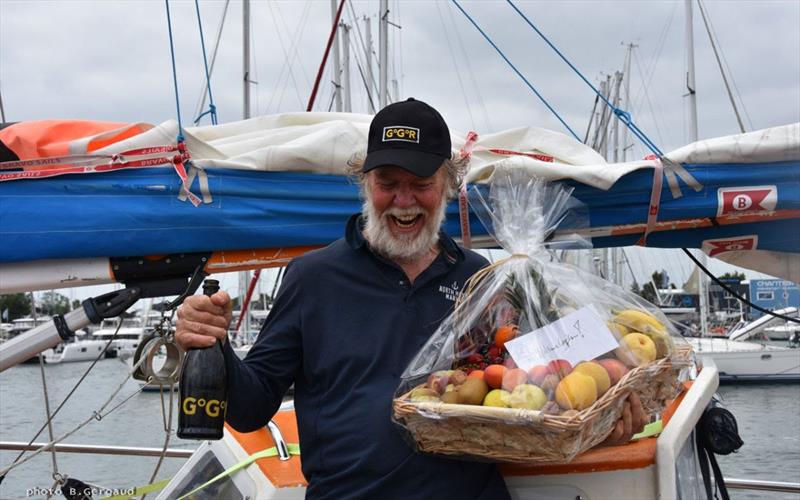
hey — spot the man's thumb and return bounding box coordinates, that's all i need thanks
[209,291,230,307]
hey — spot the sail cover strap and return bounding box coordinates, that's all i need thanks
[636,158,664,246]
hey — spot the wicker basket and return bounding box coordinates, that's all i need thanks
[393,345,692,464]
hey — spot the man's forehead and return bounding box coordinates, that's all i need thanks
[370,165,441,180]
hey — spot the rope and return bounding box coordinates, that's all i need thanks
[681,249,800,325]
[176,444,301,500]
[164,0,185,142]
[193,0,218,125]
[504,0,664,157]
[450,0,579,141]
[37,355,60,490]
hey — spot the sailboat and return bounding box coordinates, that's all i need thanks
[0,1,798,498]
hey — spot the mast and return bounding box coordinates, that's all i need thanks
[342,23,352,112]
[685,0,699,141]
[330,0,343,112]
[379,0,389,107]
[364,16,375,113]
[241,0,252,338]
[685,0,709,337]
[243,0,251,119]
[621,43,636,162]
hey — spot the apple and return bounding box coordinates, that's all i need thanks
[503,357,518,370]
[426,370,453,394]
[622,333,657,365]
[508,384,548,410]
[597,358,629,385]
[501,368,529,392]
[548,359,573,378]
[483,389,511,407]
[539,373,561,392]
[449,370,468,386]
[555,372,598,411]
[409,387,440,402]
[528,364,551,385]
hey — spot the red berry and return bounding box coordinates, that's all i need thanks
[467,353,483,364]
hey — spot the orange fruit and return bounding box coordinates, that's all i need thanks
[468,370,485,381]
[484,364,507,389]
[494,325,519,348]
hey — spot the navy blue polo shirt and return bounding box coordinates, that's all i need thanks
[224,214,510,499]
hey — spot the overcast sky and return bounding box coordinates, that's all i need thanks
[1,0,798,300]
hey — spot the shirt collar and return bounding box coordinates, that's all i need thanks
[345,213,463,265]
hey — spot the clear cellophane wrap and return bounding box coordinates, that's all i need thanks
[393,172,692,464]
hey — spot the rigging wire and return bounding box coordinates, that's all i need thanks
[265,0,311,113]
[704,11,754,131]
[307,0,347,111]
[504,0,665,156]
[444,2,494,131]
[697,0,748,133]
[194,0,229,124]
[632,50,668,158]
[0,319,125,482]
[346,5,380,108]
[193,0,218,125]
[435,1,477,130]
[682,249,800,324]
[450,0,580,141]
[164,0,185,141]
[343,9,377,112]
[38,355,60,495]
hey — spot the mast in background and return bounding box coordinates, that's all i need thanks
[342,22,352,112]
[685,0,709,336]
[241,0,253,337]
[330,0,343,111]
[379,0,389,107]
[364,15,375,113]
[243,0,251,119]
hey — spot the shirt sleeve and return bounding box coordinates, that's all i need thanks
[224,260,304,433]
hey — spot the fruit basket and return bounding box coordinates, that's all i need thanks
[392,174,693,464]
[394,343,691,464]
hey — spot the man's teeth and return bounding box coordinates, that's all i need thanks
[393,215,419,227]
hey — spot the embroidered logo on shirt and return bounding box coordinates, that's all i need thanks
[382,126,420,143]
[438,281,460,302]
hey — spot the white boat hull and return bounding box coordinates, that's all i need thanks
[687,338,800,382]
[43,340,109,364]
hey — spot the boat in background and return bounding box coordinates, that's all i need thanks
[42,336,109,364]
[91,316,147,360]
[685,335,799,383]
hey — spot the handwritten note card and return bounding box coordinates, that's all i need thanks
[504,305,619,371]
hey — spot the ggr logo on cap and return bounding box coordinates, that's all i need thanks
[382,126,420,143]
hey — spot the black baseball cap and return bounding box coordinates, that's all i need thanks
[362,98,451,177]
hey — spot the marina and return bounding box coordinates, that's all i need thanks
[1,0,799,498]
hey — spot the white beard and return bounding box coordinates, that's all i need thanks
[362,190,448,263]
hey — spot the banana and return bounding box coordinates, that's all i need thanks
[614,309,667,335]
[607,320,630,337]
[641,330,673,358]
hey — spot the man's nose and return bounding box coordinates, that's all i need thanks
[393,186,416,207]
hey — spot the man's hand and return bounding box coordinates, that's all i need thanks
[601,392,648,447]
[175,291,233,350]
